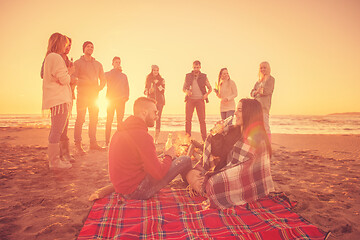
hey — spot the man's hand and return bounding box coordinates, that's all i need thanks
[186,90,192,97]
[203,93,209,100]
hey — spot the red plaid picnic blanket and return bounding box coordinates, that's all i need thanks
[78,189,328,239]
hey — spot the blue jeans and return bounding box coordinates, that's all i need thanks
[126,156,192,200]
[106,99,126,144]
[60,102,73,142]
[74,93,99,143]
[49,104,70,144]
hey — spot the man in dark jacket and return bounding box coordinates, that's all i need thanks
[105,56,129,146]
[183,60,212,141]
[109,97,191,199]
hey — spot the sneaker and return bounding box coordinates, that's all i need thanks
[75,142,87,155]
[50,159,72,169]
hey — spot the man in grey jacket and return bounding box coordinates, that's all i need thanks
[105,56,129,146]
[73,41,106,154]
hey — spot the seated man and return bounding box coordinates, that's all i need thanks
[108,97,192,200]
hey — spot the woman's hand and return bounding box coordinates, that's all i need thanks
[221,98,228,103]
[210,120,225,135]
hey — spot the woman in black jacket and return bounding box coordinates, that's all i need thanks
[144,65,165,143]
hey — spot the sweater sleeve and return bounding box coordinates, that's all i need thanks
[137,133,172,180]
[50,54,70,85]
[250,82,258,97]
[158,78,165,93]
[262,76,275,96]
[226,80,238,101]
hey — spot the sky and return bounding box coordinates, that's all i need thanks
[0,0,359,116]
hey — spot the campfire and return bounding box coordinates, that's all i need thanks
[173,133,203,164]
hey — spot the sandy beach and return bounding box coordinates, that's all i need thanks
[0,127,359,239]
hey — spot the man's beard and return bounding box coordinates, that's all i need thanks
[145,114,155,127]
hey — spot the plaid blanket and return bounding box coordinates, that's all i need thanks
[78,189,328,239]
[203,135,275,209]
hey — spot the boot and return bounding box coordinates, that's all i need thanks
[48,143,72,169]
[90,141,106,151]
[60,140,75,163]
[75,141,87,155]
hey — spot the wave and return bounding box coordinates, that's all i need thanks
[1,114,360,134]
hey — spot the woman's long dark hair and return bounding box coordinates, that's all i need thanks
[240,98,272,155]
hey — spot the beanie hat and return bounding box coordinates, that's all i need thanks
[82,41,93,52]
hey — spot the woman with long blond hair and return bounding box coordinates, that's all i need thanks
[42,32,74,169]
[215,68,238,122]
[250,61,275,140]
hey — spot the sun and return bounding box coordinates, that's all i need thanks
[96,94,108,117]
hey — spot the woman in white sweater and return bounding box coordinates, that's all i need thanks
[215,68,238,122]
[42,33,74,169]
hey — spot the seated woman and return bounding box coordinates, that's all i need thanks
[186,98,275,209]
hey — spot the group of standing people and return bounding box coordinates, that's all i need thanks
[41,33,130,169]
[42,32,276,210]
[183,60,274,142]
[41,32,275,173]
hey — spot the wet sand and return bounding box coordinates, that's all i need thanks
[0,127,359,239]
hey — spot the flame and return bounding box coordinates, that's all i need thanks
[172,133,203,164]
[173,133,191,156]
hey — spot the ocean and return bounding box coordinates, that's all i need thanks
[1,114,360,135]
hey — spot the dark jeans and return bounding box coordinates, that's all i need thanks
[126,156,192,200]
[106,100,126,144]
[49,104,70,144]
[185,98,207,141]
[156,103,164,130]
[74,94,99,143]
